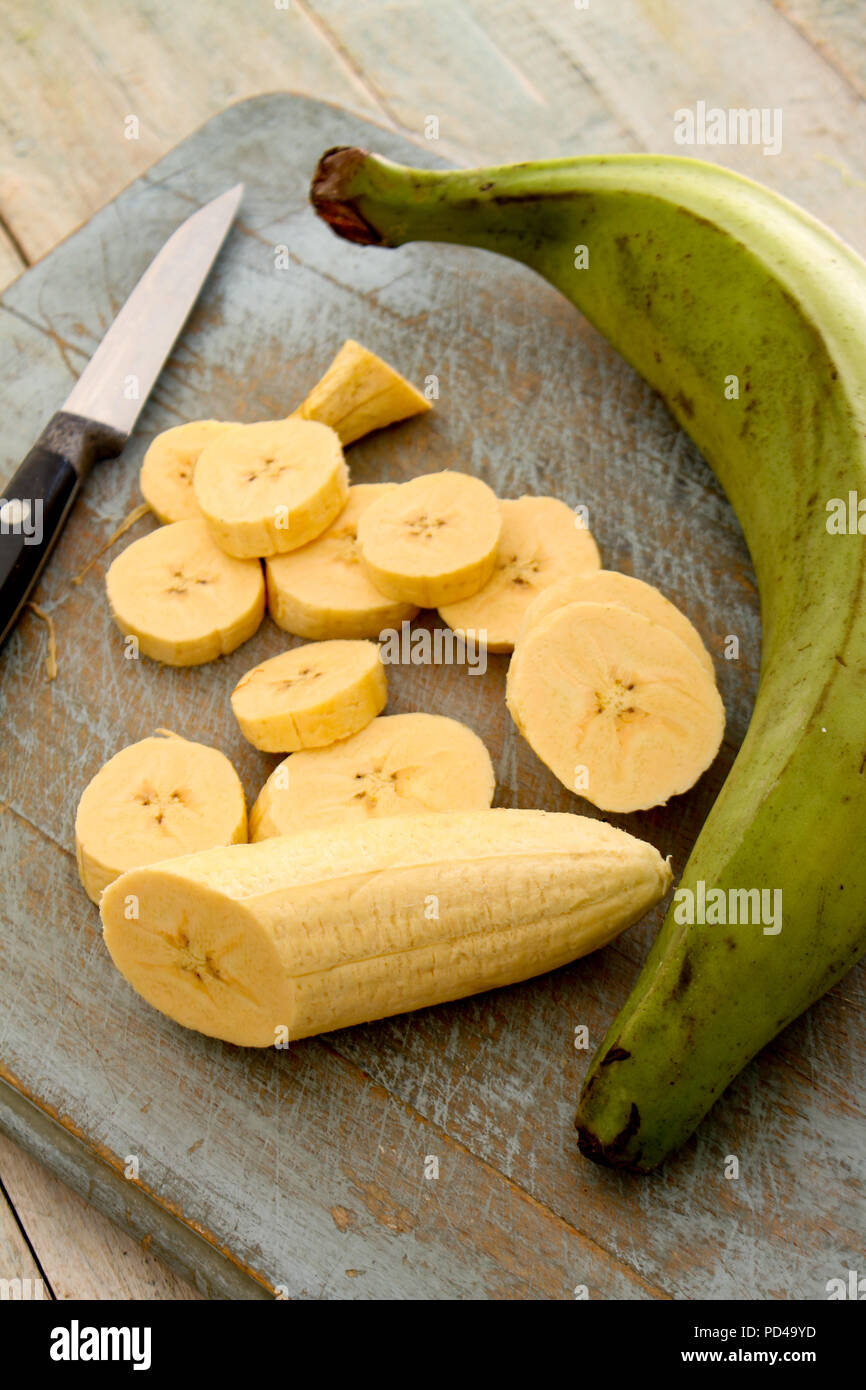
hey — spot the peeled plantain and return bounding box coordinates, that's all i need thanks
[101,809,671,1047]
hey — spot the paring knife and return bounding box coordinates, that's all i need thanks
[0,183,244,651]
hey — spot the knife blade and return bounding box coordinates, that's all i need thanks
[0,183,244,651]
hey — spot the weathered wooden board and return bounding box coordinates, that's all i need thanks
[0,1141,49,1300]
[0,0,390,268]
[0,1128,200,1300]
[5,0,866,282]
[0,93,862,1299]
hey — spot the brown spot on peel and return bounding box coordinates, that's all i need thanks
[672,953,693,998]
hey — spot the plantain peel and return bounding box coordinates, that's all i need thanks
[100,810,671,1047]
[311,149,866,1169]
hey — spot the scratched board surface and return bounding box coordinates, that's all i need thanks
[0,95,862,1300]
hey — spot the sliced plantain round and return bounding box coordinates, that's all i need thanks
[193,417,349,558]
[75,732,247,904]
[231,639,387,753]
[439,495,600,651]
[506,600,725,812]
[518,569,714,675]
[250,711,495,839]
[105,519,265,666]
[139,420,239,523]
[265,483,418,639]
[356,469,502,607]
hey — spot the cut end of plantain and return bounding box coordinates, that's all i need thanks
[100,809,672,1046]
[439,495,601,650]
[193,417,349,559]
[506,601,725,812]
[105,519,265,665]
[103,867,292,1046]
[250,711,495,839]
[75,733,247,904]
[265,483,418,639]
[231,639,387,752]
[295,339,431,445]
[357,469,502,607]
[139,421,239,524]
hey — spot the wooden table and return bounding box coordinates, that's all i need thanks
[0,0,863,1301]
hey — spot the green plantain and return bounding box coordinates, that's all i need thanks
[310,148,866,1171]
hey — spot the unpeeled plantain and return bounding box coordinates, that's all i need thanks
[311,147,866,1170]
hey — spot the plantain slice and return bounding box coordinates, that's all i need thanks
[193,418,348,558]
[139,420,239,523]
[357,470,502,607]
[231,639,387,752]
[439,495,600,651]
[105,519,264,665]
[265,483,418,639]
[518,569,714,675]
[506,600,725,812]
[75,732,246,903]
[250,711,495,839]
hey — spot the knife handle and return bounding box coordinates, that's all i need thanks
[0,411,126,651]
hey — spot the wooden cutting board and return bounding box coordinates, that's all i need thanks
[1,93,862,1301]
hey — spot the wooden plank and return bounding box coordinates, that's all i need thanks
[1,1,863,258]
[0,1175,51,1300]
[0,91,861,1299]
[771,0,866,98]
[0,1130,199,1300]
[307,0,637,162]
[458,0,866,252]
[0,223,25,294]
[0,0,390,264]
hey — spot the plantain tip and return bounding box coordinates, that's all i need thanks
[574,1102,651,1174]
[310,146,383,245]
